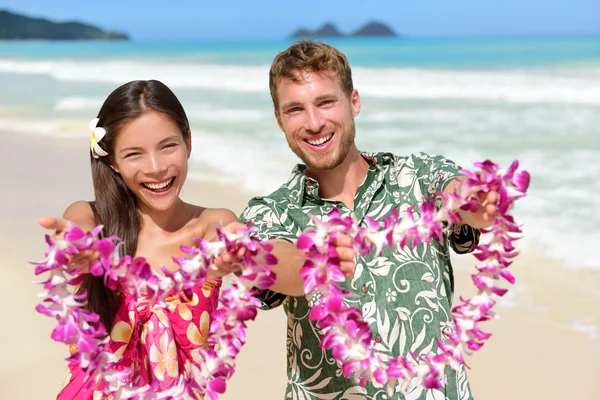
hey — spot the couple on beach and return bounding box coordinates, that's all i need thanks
[42,40,496,400]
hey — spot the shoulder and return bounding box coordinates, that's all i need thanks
[363,151,412,169]
[409,151,455,166]
[370,151,456,186]
[241,187,294,220]
[62,200,96,232]
[239,166,306,222]
[185,207,238,240]
[251,186,293,206]
[200,207,238,226]
[363,151,412,175]
[63,200,94,220]
[387,152,456,172]
[243,175,300,209]
[198,208,237,223]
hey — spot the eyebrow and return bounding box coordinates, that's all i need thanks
[119,135,181,155]
[281,94,339,110]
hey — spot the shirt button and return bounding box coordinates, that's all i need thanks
[375,336,381,343]
[361,285,368,293]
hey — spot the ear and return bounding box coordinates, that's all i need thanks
[108,156,120,174]
[350,89,361,117]
[274,109,284,132]
[185,129,192,158]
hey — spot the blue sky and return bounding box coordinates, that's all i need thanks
[3,0,599,40]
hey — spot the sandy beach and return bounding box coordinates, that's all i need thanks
[1,131,598,400]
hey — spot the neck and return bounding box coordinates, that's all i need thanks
[305,145,369,210]
[137,198,190,233]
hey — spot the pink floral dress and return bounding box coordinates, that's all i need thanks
[57,279,221,399]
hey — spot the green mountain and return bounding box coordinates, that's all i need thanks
[0,9,129,40]
[290,22,344,39]
[352,22,397,37]
[290,21,398,39]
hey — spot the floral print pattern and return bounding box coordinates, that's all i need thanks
[57,279,221,399]
[240,152,480,400]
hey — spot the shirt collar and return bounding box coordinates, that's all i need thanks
[285,151,391,206]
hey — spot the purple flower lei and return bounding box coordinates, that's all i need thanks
[33,222,277,399]
[296,160,530,394]
[33,159,530,398]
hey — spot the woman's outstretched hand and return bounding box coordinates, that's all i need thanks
[209,222,248,278]
[38,216,99,273]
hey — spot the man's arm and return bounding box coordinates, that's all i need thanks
[239,198,355,298]
[411,153,484,252]
[263,239,307,296]
[266,235,355,296]
[239,198,307,297]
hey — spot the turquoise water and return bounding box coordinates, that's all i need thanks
[1,35,599,67]
[1,35,599,268]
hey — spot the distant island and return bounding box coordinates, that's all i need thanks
[290,21,397,39]
[0,9,129,40]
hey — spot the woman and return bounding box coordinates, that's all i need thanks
[39,80,242,399]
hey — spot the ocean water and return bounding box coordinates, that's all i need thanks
[1,36,599,269]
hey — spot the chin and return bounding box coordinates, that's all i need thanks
[139,193,180,212]
[305,154,342,171]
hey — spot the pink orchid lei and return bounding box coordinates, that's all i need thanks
[297,160,530,394]
[32,222,277,399]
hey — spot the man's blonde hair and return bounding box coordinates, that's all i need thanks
[269,40,354,110]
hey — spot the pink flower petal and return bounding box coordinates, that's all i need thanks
[296,235,314,250]
[208,378,227,394]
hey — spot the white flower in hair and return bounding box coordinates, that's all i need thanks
[90,118,109,159]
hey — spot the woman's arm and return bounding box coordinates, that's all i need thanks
[38,201,99,272]
[38,200,97,235]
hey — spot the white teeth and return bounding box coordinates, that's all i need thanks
[144,178,173,190]
[308,134,333,146]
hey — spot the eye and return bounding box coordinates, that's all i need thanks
[124,152,140,159]
[287,107,302,113]
[164,143,179,149]
[319,100,335,106]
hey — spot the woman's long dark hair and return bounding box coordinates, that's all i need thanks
[77,80,190,331]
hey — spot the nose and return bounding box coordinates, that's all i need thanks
[142,151,168,176]
[304,105,325,133]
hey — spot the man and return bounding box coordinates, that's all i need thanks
[239,40,494,400]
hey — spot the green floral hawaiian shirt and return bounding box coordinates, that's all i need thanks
[239,152,479,400]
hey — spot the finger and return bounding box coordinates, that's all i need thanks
[487,190,498,205]
[339,260,355,273]
[214,257,223,268]
[335,234,353,248]
[38,216,59,230]
[70,256,87,267]
[339,261,356,278]
[212,261,238,274]
[223,263,240,273]
[39,216,70,232]
[226,222,245,234]
[478,193,491,208]
[482,209,498,222]
[336,247,355,262]
[72,250,91,261]
[214,253,239,269]
[221,252,236,263]
[236,247,247,258]
[70,249,98,265]
[70,253,89,266]
[85,249,101,260]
